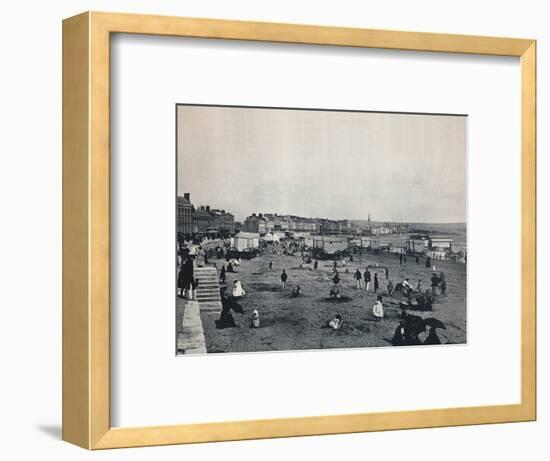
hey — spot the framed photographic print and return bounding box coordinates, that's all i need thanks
[62,11,536,449]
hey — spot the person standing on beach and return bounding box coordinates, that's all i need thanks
[332,271,340,287]
[177,265,185,298]
[354,268,362,289]
[440,279,447,297]
[281,269,288,292]
[314,260,318,270]
[269,261,273,270]
[399,253,403,265]
[384,267,389,279]
[372,295,384,321]
[374,273,379,293]
[364,267,371,291]
[431,272,440,296]
[182,257,194,299]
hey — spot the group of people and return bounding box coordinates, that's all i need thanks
[216,286,259,329]
[354,266,389,292]
[352,267,387,292]
[177,257,197,300]
[320,294,383,331]
[210,246,450,343]
[392,312,442,346]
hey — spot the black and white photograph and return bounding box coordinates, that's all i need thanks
[176,104,467,355]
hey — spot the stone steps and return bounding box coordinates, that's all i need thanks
[193,266,222,313]
[197,297,220,302]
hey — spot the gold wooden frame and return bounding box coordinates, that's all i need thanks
[62,11,537,449]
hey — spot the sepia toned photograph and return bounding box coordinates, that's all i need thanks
[176,104,467,355]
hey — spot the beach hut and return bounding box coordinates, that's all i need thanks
[231,232,260,251]
[429,237,453,251]
[360,237,381,249]
[409,237,429,253]
[312,236,348,255]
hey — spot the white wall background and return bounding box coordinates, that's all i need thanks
[0,0,546,459]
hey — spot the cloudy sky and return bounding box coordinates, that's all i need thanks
[177,105,467,224]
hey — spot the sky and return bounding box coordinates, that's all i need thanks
[177,105,467,224]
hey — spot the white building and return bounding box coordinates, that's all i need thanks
[231,232,260,251]
[429,237,453,251]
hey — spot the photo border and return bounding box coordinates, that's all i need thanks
[62,11,536,449]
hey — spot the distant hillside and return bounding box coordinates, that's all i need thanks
[351,220,466,231]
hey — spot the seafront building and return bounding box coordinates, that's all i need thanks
[243,213,351,235]
[177,193,235,239]
[176,193,194,236]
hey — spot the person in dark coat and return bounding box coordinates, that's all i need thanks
[313,260,318,270]
[374,273,379,293]
[177,265,185,297]
[281,269,288,291]
[364,268,371,291]
[431,272,440,296]
[181,257,194,299]
[269,261,273,269]
[219,265,226,284]
[440,279,447,297]
[215,288,238,329]
[332,272,340,286]
[392,321,407,346]
[425,256,432,268]
[227,262,234,273]
[423,326,442,345]
[384,267,389,279]
[401,312,424,345]
[354,269,362,289]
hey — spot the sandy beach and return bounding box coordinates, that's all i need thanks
[200,248,467,353]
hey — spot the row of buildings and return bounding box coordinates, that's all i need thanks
[243,213,352,235]
[177,193,236,237]
[242,212,408,236]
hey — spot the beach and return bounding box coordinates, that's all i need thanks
[199,247,467,353]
